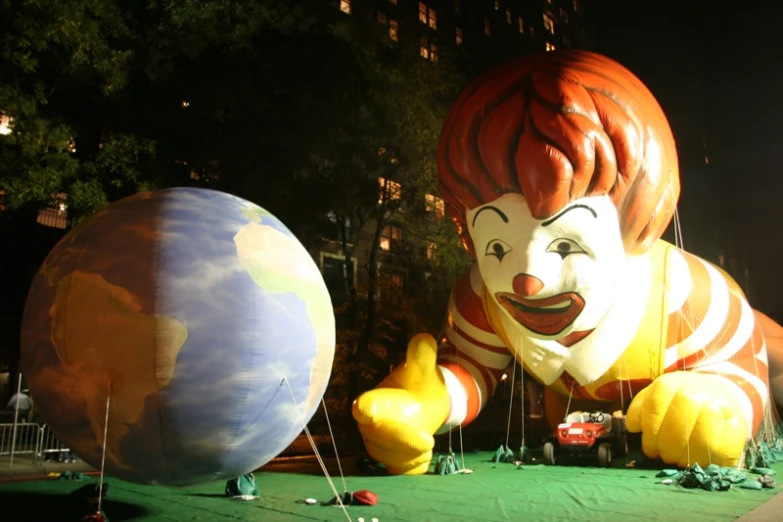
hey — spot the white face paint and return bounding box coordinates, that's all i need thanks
[466,193,631,383]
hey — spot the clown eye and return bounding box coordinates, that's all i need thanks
[546,239,584,259]
[485,239,512,261]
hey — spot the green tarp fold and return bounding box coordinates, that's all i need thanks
[225,473,259,499]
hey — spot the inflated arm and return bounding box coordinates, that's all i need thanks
[436,264,513,434]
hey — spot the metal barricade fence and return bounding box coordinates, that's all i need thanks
[0,422,39,457]
[1,422,72,465]
[35,424,72,463]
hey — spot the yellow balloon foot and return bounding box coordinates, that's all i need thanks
[387,461,431,475]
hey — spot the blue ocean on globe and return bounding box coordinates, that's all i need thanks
[20,187,335,486]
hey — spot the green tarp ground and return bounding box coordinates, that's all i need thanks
[0,452,781,522]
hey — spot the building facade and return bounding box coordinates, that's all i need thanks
[314,0,592,308]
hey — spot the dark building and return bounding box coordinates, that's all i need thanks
[332,0,590,69]
[311,0,593,306]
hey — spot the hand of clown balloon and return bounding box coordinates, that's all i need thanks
[626,371,748,468]
[352,333,450,475]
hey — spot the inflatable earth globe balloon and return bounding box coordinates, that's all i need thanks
[20,187,335,486]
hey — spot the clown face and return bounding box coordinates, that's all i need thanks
[467,193,640,384]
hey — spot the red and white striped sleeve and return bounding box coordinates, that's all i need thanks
[663,249,769,437]
[436,264,513,434]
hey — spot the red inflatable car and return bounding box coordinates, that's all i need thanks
[542,411,628,467]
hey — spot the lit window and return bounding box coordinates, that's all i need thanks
[505,7,512,24]
[573,0,580,12]
[340,0,351,15]
[546,41,556,51]
[494,0,500,10]
[484,18,491,35]
[425,194,445,219]
[518,16,524,33]
[36,193,68,229]
[378,177,401,203]
[530,26,535,38]
[419,40,436,62]
[559,7,569,23]
[543,13,555,34]
[420,37,430,60]
[379,225,403,252]
[547,0,553,3]
[426,241,437,261]
[389,0,397,4]
[419,2,436,29]
[378,12,387,24]
[456,26,463,45]
[1,113,14,136]
[389,19,399,41]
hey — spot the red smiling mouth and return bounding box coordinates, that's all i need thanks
[495,291,585,336]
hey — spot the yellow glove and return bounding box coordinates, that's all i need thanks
[352,333,449,475]
[626,371,747,467]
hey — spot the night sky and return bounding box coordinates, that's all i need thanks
[588,0,783,319]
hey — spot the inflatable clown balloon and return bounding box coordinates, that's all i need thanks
[353,50,783,474]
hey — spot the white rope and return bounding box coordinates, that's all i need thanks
[624,356,634,402]
[454,333,467,471]
[673,207,696,466]
[742,327,763,470]
[96,392,111,516]
[9,372,22,468]
[618,357,629,465]
[564,382,575,422]
[520,373,526,450]
[619,358,625,412]
[518,341,526,451]
[442,328,455,460]
[320,397,348,492]
[504,339,527,457]
[448,272,468,471]
[458,419,466,471]
[281,378,351,522]
[504,360,517,449]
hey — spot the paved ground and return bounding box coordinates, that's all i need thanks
[736,491,783,522]
[0,454,94,480]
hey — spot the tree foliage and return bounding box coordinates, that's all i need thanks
[0,0,131,212]
[1,0,475,411]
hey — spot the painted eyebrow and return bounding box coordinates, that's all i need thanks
[541,204,598,227]
[471,205,509,227]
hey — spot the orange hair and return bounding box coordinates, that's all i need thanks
[437,50,680,257]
